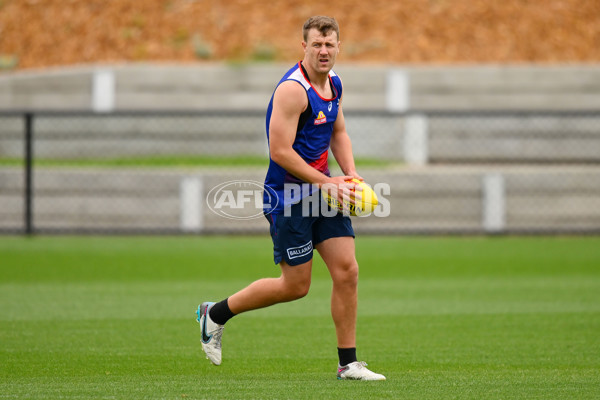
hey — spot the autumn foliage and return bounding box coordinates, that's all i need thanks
[1,0,599,70]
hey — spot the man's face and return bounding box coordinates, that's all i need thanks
[302,28,339,74]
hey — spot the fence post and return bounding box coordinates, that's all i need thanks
[180,177,204,232]
[386,69,410,112]
[482,173,506,233]
[92,69,116,112]
[24,112,34,235]
[404,114,429,166]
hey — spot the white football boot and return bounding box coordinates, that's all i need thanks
[196,302,225,366]
[337,361,386,381]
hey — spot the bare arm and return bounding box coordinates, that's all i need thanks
[330,100,362,181]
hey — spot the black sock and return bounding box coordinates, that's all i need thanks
[208,298,236,325]
[337,347,357,367]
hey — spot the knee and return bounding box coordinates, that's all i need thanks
[334,259,359,287]
[281,276,311,300]
[291,278,311,300]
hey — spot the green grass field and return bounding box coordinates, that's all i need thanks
[0,155,392,168]
[1,236,599,399]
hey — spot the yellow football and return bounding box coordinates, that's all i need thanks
[322,178,379,216]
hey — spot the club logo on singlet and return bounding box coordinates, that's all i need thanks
[314,111,327,125]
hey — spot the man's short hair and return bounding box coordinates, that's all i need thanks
[303,16,340,42]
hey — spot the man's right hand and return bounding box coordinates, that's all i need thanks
[320,176,363,211]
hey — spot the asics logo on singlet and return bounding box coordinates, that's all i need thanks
[328,101,333,112]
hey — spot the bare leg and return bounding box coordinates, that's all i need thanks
[316,237,358,348]
[227,260,313,315]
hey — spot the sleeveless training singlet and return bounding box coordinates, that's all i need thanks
[263,61,343,215]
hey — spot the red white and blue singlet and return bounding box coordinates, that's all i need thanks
[263,62,343,215]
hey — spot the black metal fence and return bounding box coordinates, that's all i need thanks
[1,110,599,235]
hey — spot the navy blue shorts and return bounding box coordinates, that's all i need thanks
[265,192,355,266]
